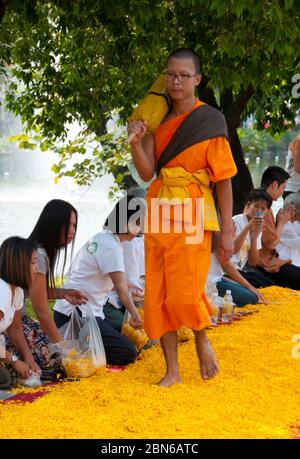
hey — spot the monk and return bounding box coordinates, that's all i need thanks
[128,48,237,387]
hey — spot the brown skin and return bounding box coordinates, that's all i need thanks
[266,180,296,243]
[128,57,235,386]
[233,199,268,267]
[220,259,267,304]
[290,137,300,174]
[108,229,143,330]
[29,211,88,343]
[1,251,42,379]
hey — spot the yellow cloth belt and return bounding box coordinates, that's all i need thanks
[157,167,220,231]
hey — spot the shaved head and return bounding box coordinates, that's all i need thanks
[167,48,201,74]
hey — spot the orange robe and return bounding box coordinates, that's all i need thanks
[144,100,237,340]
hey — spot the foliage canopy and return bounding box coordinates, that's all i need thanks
[1,0,300,202]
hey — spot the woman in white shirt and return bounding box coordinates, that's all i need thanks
[54,194,145,366]
[0,237,41,387]
[105,187,146,331]
[105,235,145,331]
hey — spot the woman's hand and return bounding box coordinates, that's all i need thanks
[61,289,88,306]
[12,359,31,379]
[25,358,42,377]
[129,310,143,330]
[130,287,144,299]
[128,120,148,146]
[248,285,267,304]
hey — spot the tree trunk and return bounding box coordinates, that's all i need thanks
[224,85,255,213]
[198,80,254,213]
[226,122,253,214]
[0,0,10,23]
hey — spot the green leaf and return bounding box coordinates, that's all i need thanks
[18,140,36,150]
[51,164,60,174]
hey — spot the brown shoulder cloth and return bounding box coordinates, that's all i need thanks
[156,104,228,176]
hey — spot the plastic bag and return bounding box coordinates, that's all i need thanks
[121,309,148,350]
[59,341,95,378]
[205,280,218,302]
[58,305,106,377]
[59,307,85,341]
[19,371,42,388]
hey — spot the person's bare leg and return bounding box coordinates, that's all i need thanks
[157,331,182,387]
[193,329,219,380]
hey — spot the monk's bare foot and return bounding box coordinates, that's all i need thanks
[197,337,219,380]
[157,373,182,388]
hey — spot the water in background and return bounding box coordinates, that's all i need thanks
[245,149,286,188]
[0,146,286,272]
[0,148,115,263]
[245,149,286,214]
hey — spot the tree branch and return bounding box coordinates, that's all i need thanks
[227,85,254,128]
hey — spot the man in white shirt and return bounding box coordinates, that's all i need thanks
[230,188,274,288]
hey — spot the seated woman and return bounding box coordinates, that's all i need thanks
[17,200,87,370]
[105,234,145,332]
[208,251,267,306]
[230,188,274,288]
[276,193,300,267]
[53,194,145,366]
[105,187,146,331]
[0,237,42,387]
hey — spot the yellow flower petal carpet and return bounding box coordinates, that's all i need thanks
[0,286,299,439]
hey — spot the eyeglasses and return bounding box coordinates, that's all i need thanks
[165,71,197,83]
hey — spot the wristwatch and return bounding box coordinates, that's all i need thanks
[10,353,18,364]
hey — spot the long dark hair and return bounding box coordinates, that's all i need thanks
[28,199,77,288]
[0,236,36,290]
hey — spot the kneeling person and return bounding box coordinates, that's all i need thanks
[53,195,145,366]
